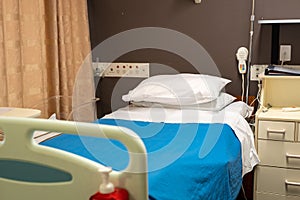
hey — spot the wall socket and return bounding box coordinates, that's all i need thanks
[280,45,291,62]
[93,62,150,78]
[250,65,268,81]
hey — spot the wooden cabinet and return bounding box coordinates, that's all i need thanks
[254,76,300,199]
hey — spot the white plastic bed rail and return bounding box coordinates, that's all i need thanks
[0,117,148,200]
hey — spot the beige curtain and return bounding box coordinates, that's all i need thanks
[0,0,91,119]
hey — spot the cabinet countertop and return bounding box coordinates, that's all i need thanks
[257,108,300,121]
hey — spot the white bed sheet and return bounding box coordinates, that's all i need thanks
[103,105,259,176]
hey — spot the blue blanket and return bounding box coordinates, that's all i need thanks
[41,119,242,200]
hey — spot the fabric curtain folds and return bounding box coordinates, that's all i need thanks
[0,0,92,119]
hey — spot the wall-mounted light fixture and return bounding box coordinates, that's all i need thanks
[194,0,201,3]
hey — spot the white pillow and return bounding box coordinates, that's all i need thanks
[132,93,236,111]
[224,101,254,118]
[122,73,231,106]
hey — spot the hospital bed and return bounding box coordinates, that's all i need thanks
[0,74,259,200]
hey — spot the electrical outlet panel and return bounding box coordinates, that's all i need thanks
[93,62,150,78]
[280,45,291,62]
[250,65,268,81]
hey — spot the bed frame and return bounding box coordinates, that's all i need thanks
[0,117,148,200]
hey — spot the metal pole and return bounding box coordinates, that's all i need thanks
[246,0,255,104]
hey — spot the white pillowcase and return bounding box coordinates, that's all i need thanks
[122,73,231,106]
[224,101,254,118]
[132,93,236,111]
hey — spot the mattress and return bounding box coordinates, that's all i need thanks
[103,106,259,176]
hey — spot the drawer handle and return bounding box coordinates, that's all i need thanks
[266,128,286,134]
[286,153,300,159]
[285,180,300,187]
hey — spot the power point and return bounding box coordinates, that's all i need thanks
[280,45,291,62]
[250,65,268,81]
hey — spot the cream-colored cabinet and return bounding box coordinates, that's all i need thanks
[254,76,300,200]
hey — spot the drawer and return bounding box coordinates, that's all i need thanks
[256,166,300,197]
[258,120,295,141]
[258,140,300,169]
[256,192,300,200]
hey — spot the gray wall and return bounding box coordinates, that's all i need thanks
[254,0,300,65]
[87,0,300,115]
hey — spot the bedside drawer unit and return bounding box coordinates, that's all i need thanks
[256,166,300,197]
[258,120,295,141]
[258,140,300,169]
[254,76,300,200]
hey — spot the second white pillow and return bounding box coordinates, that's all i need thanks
[132,93,236,111]
[122,73,231,106]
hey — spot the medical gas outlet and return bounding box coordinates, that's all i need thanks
[93,62,150,78]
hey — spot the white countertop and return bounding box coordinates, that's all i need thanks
[257,107,300,122]
[0,107,41,118]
